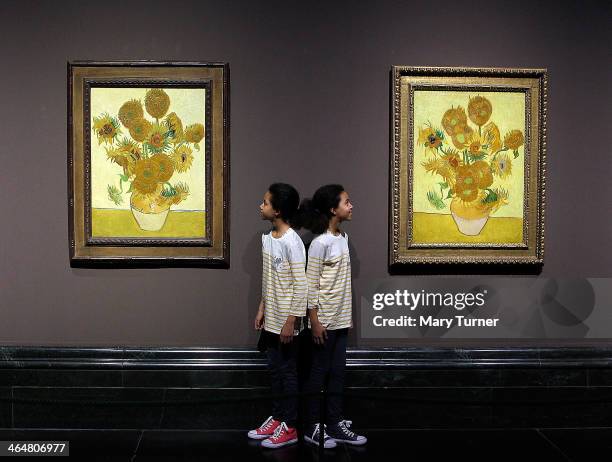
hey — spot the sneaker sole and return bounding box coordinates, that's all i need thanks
[261,437,298,448]
[332,437,367,446]
[304,435,337,449]
[247,431,272,440]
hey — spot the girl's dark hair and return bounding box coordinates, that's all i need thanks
[294,184,344,234]
[268,183,300,225]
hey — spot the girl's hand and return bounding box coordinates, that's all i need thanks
[254,310,264,330]
[280,318,295,344]
[311,320,327,345]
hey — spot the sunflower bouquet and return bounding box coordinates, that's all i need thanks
[417,95,524,235]
[92,88,205,230]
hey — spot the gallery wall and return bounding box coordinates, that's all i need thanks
[0,0,609,347]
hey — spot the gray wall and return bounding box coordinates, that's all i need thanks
[0,0,609,347]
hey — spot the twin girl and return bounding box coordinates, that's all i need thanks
[248,183,366,449]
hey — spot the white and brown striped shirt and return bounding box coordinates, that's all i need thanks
[306,230,352,330]
[261,227,307,334]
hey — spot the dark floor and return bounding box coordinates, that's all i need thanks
[0,428,609,462]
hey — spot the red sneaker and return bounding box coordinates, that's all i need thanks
[261,422,298,448]
[247,416,281,440]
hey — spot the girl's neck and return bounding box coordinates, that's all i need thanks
[271,218,290,237]
[328,217,342,236]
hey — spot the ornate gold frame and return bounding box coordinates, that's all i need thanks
[390,66,547,266]
[68,61,230,267]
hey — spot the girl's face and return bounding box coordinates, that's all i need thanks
[260,191,277,221]
[332,191,353,222]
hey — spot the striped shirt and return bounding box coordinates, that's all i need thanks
[306,230,352,330]
[261,227,307,335]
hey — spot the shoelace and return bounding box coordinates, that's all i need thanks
[271,422,289,439]
[338,420,356,438]
[259,416,275,431]
[312,423,330,440]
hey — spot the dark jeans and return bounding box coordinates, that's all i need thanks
[263,330,299,427]
[306,327,348,426]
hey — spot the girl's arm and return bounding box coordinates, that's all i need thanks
[257,234,266,330]
[254,298,265,330]
[287,245,307,318]
[306,240,324,312]
[280,241,307,343]
[306,240,327,344]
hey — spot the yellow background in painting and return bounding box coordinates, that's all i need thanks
[411,90,525,245]
[92,209,205,239]
[90,87,206,211]
[413,212,522,244]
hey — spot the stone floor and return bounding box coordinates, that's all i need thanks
[0,427,609,461]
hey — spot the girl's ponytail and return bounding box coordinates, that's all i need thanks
[294,184,344,234]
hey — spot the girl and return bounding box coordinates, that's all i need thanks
[296,184,367,448]
[248,183,307,449]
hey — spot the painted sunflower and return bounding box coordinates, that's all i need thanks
[184,123,205,144]
[441,106,468,137]
[150,153,175,182]
[118,99,144,129]
[145,88,170,119]
[482,121,502,153]
[114,139,142,176]
[504,129,524,150]
[422,150,460,189]
[132,159,160,194]
[171,145,194,173]
[467,96,492,126]
[465,131,487,156]
[129,118,152,143]
[442,149,461,170]
[471,160,493,189]
[145,123,171,153]
[105,147,129,171]
[454,165,479,202]
[164,112,184,144]
[93,113,121,145]
[491,152,513,179]
[450,125,474,150]
[417,126,444,155]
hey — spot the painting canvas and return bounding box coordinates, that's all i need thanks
[412,90,525,244]
[68,61,229,267]
[90,87,207,239]
[390,67,546,266]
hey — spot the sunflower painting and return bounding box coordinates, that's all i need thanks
[412,90,525,244]
[90,87,206,238]
[390,67,547,266]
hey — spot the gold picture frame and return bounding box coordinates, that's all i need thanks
[390,66,546,266]
[68,61,230,267]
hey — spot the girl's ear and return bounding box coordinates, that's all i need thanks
[330,207,336,216]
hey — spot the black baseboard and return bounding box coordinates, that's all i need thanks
[0,346,610,430]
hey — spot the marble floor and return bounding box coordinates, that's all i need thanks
[0,427,609,461]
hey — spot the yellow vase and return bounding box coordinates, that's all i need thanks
[450,196,490,236]
[130,185,170,231]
